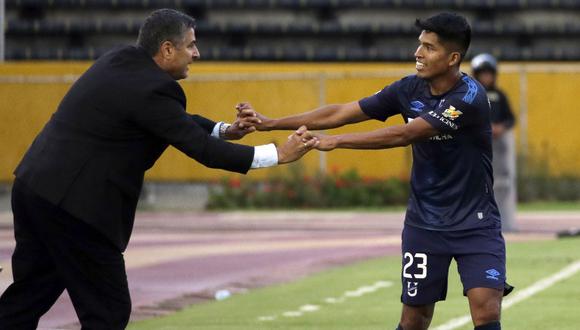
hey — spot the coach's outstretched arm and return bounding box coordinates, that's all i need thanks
[235,101,370,131]
[312,117,439,151]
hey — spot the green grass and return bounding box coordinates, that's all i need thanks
[129,238,580,330]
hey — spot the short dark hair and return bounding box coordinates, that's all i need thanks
[415,12,471,61]
[137,9,196,56]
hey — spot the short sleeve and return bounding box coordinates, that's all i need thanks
[420,97,481,133]
[358,80,402,121]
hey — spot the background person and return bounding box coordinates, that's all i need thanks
[471,53,517,232]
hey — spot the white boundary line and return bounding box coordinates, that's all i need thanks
[257,280,393,322]
[432,259,580,330]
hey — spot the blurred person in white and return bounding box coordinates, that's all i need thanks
[472,54,517,232]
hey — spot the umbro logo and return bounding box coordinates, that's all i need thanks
[486,269,500,280]
[410,100,425,112]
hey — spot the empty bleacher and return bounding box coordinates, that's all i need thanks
[4,0,580,61]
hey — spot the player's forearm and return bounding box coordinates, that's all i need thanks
[264,104,349,131]
[329,125,412,150]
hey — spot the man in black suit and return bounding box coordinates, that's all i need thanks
[0,9,318,329]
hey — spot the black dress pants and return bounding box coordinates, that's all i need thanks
[0,180,131,330]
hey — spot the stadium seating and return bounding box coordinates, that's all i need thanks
[6,0,580,10]
[4,0,580,60]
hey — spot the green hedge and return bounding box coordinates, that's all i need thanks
[207,163,409,209]
[207,151,580,209]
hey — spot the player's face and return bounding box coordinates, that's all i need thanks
[166,28,200,80]
[414,31,456,80]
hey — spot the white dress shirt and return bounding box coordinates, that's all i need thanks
[211,122,278,169]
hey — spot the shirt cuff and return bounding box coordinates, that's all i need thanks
[251,143,278,169]
[211,122,223,138]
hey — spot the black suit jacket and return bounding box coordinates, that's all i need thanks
[15,46,254,251]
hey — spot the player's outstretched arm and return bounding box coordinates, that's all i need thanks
[236,101,370,131]
[312,117,439,151]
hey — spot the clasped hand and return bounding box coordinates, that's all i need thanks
[235,102,335,152]
[277,126,320,164]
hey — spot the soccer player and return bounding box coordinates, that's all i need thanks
[238,12,513,330]
[471,53,517,232]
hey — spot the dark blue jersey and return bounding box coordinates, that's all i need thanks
[359,73,501,231]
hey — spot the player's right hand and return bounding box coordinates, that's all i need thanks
[277,126,319,164]
[235,102,271,131]
[301,131,336,152]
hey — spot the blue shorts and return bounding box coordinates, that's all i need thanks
[400,224,507,306]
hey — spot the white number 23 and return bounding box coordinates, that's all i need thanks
[403,252,428,279]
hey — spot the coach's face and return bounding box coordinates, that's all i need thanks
[414,31,460,81]
[162,28,200,80]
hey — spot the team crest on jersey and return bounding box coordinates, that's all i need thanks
[442,106,463,120]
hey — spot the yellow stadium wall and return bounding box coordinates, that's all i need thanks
[1,62,579,182]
